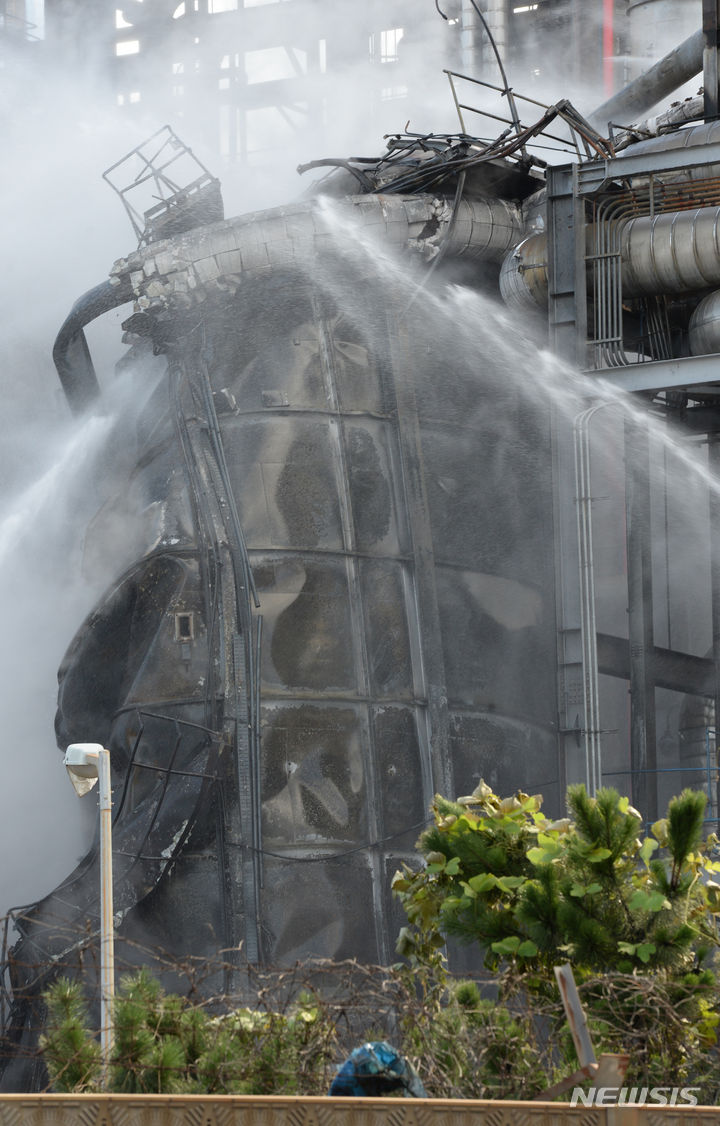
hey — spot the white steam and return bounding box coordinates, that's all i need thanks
[0,0,704,921]
[0,2,466,921]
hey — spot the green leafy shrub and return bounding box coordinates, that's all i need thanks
[39,784,720,1100]
[392,782,720,1097]
[393,784,719,976]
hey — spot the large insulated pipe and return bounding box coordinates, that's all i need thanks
[108,194,522,304]
[588,27,703,131]
[620,206,720,295]
[55,194,521,410]
[502,205,720,310]
[53,277,134,414]
[609,118,720,161]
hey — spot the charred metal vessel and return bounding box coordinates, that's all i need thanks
[7,13,720,1084]
[0,123,561,1087]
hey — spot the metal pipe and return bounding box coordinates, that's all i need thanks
[97,747,115,1086]
[611,96,705,152]
[709,438,720,825]
[55,195,521,410]
[624,416,658,821]
[105,195,522,308]
[573,402,618,796]
[62,743,115,1086]
[704,0,720,121]
[620,206,720,295]
[503,202,720,319]
[52,278,133,414]
[591,192,637,367]
[690,288,720,354]
[588,28,704,131]
[603,0,614,96]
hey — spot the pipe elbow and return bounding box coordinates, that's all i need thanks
[53,277,134,414]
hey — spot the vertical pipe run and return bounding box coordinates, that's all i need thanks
[707,726,716,820]
[704,0,720,121]
[603,0,614,96]
[708,437,720,825]
[461,0,479,75]
[573,403,624,795]
[574,405,604,796]
[624,416,658,822]
[98,748,115,1087]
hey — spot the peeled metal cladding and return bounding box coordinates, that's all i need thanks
[614,119,720,179]
[1,172,557,1090]
[109,193,523,307]
[54,192,523,413]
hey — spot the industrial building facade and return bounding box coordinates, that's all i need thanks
[3,1,648,171]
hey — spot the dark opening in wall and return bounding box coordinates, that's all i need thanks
[175,612,194,641]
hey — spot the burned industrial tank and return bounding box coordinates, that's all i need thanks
[1,128,559,1088]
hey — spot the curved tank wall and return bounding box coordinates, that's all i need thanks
[143,257,559,966]
[2,231,560,1061]
[627,0,699,79]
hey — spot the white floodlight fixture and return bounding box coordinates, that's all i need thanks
[63,742,115,1087]
[64,742,102,795]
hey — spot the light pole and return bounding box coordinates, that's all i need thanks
[63,742,114,1087]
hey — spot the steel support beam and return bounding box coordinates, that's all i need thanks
[547,164,588,369]
[548,163,591,794]
[577,137,720,193]
[624,416,657,820]
[597,633,716,696]
[592,353,720,394]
